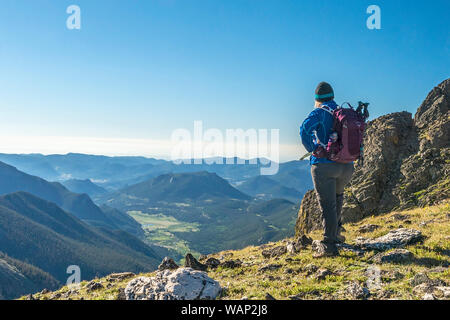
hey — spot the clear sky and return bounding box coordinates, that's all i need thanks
[0,0,448,161]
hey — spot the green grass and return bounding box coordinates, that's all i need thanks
[207,202,450,300]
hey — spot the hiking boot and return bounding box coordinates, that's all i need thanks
[335,224,346,243]
[312,241,339,258]
[336,233,346,244]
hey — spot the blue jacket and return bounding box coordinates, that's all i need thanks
[300,100,338,165]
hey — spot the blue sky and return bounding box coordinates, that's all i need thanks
[0,0,448,161]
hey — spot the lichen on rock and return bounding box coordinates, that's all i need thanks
[124,267,222,300]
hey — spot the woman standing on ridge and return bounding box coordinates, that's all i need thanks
[300,82,355,258]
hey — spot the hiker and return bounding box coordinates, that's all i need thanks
[300,82,356,258]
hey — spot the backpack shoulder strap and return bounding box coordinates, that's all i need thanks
[316,104,334,116]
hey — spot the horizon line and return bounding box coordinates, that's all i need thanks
[0,135,304,163]
[0,151,308,164]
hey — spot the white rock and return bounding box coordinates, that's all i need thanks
[124,267,221,300]
[365,266,382,290]
[355,228,422,251]
[346,281,370,299]
[286,242,296,254]
[434,286,450,298]
[422,293,435,300]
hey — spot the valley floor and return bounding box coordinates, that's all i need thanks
[23,201,449,300]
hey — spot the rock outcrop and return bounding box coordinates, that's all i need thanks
[410,273,450,299]
[395,78,450,207]
[295,190,322,236]
[355,228,423,251]
[204,258,221,269]
[261,246,287,258]
[372,249,414,263]
[106,272,135,282]
[158,257,179,271]
[184,253,207,271]
[345,281,370,300]
[296,79,450,235]
[86,281,103,292]
[124,267,222,300]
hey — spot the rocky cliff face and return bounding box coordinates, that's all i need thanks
[296,79,449,235]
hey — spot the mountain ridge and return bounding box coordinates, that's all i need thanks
[120,171,251,203]
[0,252,60,300]
[0,161,142,234]
[0,191,162,298]
[61,179,107,197]
[236,175,301,203]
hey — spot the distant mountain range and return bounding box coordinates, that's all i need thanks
[236,175,301,203]
[0,153,165,185]
[0,192,163,299]
[120,171,251,203]
[0,161,142,235]
[0,154,312,203]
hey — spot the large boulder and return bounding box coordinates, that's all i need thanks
[355,228,423,251]
[124,267,222,300]
[296,79,450,234]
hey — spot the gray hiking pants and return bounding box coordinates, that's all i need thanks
[311,162,354,243]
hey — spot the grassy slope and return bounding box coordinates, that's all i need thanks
[24,202,449,300]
